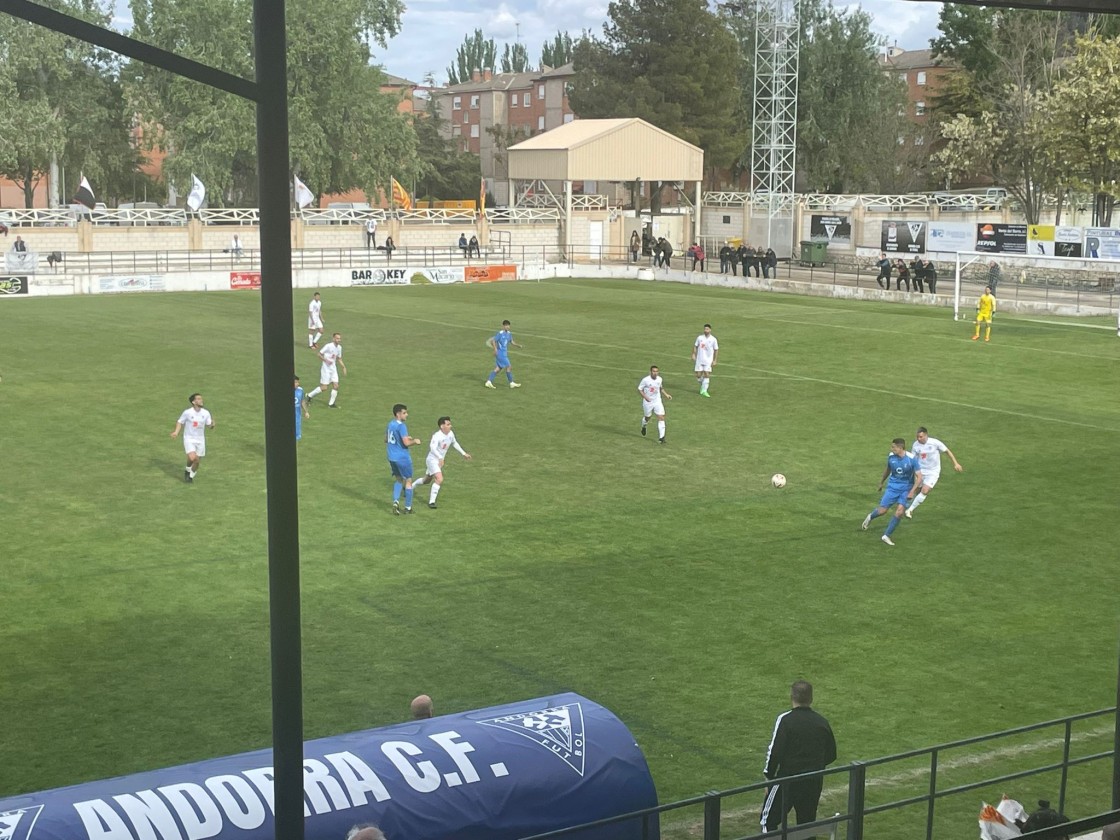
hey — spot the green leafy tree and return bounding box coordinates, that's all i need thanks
[568,0,740,209]
[500,42,530,74]
[540,31,575,69]
[446,30,498,85]
[128,0,417,205]
[413,75,481,201]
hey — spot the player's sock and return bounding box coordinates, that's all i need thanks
[869,510,881,521]
[973,324,980,338]
[308,336,314,347]
[413,475,427,488]
[313,331,322,345]
[430,484,441,504]
[985,327,991,341]
[487,372,497,383]
[328,390,337,406]
[308,387,322,400]
[506,371,514,383]
[702,376,710,393]
[909,492,927,511]
[405,487,414,507]
[884,516,901,536]
[393,482,402,502]
[657,420,666,438]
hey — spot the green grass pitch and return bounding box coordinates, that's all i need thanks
[1,278,1117,825]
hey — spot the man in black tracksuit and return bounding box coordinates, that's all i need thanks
[760,680,837,834]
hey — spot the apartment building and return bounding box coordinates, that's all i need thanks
[433,63,576,205]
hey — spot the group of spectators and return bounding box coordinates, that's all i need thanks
[718,242,778,278]
[874,253,940,293]
[458,232,481,258]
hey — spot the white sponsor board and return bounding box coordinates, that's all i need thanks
[98,275,167,292]
[927,222,975,254]
[1085,228,1120,260]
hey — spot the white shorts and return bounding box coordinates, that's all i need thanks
[922,470,941,488]
[694,361,712,373]
[183,438,206,457]
[308,314,323,330]
[643,399,665,418]
[425,453,443,476]
[320,362,339,385]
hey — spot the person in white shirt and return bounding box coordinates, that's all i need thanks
[307,332,347,408]
[170,393,215,483]
[905,426,963,518]
[412,416,472,508]
[365,217,378,249]
[230,234,243,260]
[691,324,719,397]
[638,365,672,444]
[307,292,324,348]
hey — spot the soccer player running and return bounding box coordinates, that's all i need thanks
[973,285,996,342]
[861,438,922,546]
[307,292,324,348]
[484,319,523,389]
[905,427,962,519]
[170,393,215,483]
[307,332,346,408]
[638,365,672,444]
[386,403,424,514]
[691,324,719,397]
[294,376,310,441]
[412,416,473,508]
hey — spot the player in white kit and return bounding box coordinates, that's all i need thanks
[412,416,473,508]
[170,393,215,483]
[307,292,324,348]
[905,426,963,518]
[691,324,719,397]
[307,332,346,408]
[638,365,672,444]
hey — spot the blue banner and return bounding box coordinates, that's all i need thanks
[0,693,657,840]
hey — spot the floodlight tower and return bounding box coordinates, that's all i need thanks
[750,0,800,251]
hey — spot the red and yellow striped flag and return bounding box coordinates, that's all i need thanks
[391,177,412,211]
[479,177,486,215]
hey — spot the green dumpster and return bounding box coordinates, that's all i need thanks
[799,240,827,267]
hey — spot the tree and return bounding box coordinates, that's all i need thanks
[128,0,418,205]
[446,30,497,85]
[412,75,482,201]
[567,0,740,209]
[500,42,530,74]
[540,31,575,69]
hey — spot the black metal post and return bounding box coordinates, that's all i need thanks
[702,791,721,840]
[253,2,304,840]
[1114,631,1120,810]
[847,761,866,840]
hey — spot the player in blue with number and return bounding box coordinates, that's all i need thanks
[861,437,923,546]
[294,376,309,441]
[484,319,523,389]
[386,403,424,514]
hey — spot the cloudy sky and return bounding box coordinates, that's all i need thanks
[372,0,945,85]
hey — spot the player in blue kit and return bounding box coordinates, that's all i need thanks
[386,403,424,514]
[294,376,309,441]
[861,438,923,546]
[484,319,523,389]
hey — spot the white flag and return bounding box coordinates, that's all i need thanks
[294,175,315,209]
[186,174,206,212]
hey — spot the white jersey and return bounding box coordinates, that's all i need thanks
[319,341,342,366]
[639,375,664,402]
[177,407,212,440]
[694,334,719,365]
[429,429,462,461]
[911,437,948,475]
[308,297,323,328]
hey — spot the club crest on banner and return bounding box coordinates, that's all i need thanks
[479,703,586,776]
[0,806,44,840]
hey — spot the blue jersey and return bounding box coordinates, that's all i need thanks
[492,330,514,353]
[885,451,920,490]
[386,418,411,461]
[294,386,305,412]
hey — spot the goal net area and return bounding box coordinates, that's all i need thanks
[952,250,1120,335]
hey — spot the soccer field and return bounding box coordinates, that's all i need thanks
[1,279,1117,816]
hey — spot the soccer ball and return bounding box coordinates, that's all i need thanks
[771,473,786,488]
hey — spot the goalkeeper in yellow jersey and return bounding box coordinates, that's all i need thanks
[973,285,996,342]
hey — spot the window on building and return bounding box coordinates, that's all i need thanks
[915,101,926,116]
[563,113,574,124]
[898,135,906,145]
[470,95,479,108]
[452,96,461,110]
[452,125,461,137]
[538,115,545,130]
[470,124,480,138]
[898,72,907,82]
[916,71,927,86]
[523,92,530,107]
[915,134,925,146]
[722,215,731,224]
[463,111,469,124]
[511,94,518,108]
[537,84,544,99]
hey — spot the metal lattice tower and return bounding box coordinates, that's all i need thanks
[750,0,800,248]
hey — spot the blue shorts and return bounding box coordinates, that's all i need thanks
[879,485,911,509]
[495,353,510,369]
[389,458,413,480]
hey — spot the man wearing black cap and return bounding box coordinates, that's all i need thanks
[760,680,837,834]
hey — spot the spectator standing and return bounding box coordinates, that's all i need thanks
[688,242,705,272]
[630,230,641,263]
[365,217,377,249]
[230,234,244,261]
[12,235,27,252]
[764,248,778,279]
[875,252,892,289]
[719,241,733,275]
[641,227,653,258]
[737,243,750,277]
[910,256,924,293]
[986,260,1002,296]
[761,680,837,834]
[659,238,674,270]
[922,258,938,293]
[746,246,762,277]
[894,259,910,292]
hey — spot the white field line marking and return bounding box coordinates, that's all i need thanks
[662,723,1114,833]
[1020,318,1115,331]
[375,314,1120,432]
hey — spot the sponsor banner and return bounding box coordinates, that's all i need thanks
[975,223,1027,254]
[810,214,851,246]
[230,271,261,290]
[98,275,167,293]
[0,275,30,295]
[5,251,37,274]
[927,222,975,253]
[465,264,518,283]
[1085,227,1120,260]
[881,220,927,254]
[0,693,656,840]
[350,266,412,286]
[1026,225,1082,257]
[415,266,465,285]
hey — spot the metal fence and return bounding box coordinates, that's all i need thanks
[520,708,1117,840]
